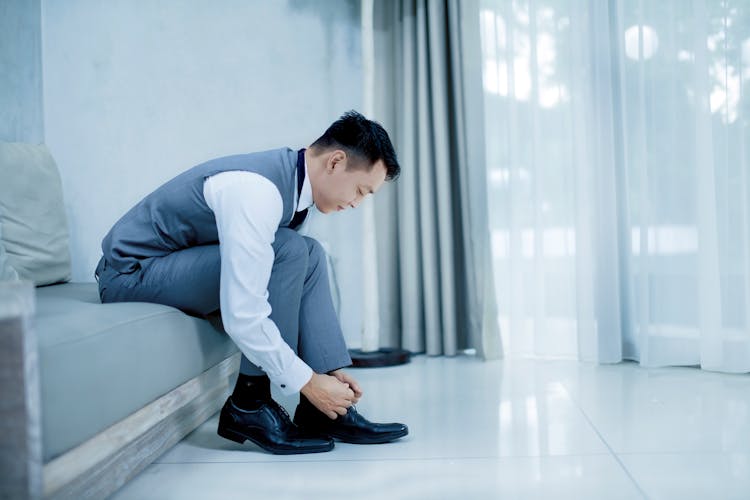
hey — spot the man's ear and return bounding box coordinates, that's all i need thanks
[328,149,347,172]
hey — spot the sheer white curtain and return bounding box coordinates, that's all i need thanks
[480,0,750,372]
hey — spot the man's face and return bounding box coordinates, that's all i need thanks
[313,151,387,214]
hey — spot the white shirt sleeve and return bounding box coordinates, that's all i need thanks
[203,171,313,395]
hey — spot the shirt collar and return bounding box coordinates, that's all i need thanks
[296,158,313,212]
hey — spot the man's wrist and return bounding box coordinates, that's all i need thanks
[300,372,315,395]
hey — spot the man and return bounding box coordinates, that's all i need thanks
[95,111,408,454]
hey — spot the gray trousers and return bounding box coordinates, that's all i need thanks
[95,228,352,376]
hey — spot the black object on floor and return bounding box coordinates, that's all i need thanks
[348,348,411,368]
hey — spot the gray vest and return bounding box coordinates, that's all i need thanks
[102,147,299,274]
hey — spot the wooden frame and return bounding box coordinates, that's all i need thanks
[0,280,241,500]
[42,352,240,499]
[0,281,42,500]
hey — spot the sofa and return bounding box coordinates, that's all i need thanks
[0,142,240,499]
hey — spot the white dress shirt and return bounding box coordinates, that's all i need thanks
[203,162,314,395]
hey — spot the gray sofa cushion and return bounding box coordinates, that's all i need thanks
[35,283,238,462]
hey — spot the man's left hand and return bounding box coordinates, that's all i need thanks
[329,370,363,404]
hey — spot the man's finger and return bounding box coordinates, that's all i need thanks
[346,377,363,396]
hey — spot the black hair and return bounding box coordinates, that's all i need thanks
[310,110,400,181]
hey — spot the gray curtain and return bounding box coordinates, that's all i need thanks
[371,0,501,360]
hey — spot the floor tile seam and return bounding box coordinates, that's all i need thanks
[614,450,750,457]
[607,445,750,455]
[557,380,651,500]
[152,452,616,466]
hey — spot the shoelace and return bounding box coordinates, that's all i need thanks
[268,399,293,424]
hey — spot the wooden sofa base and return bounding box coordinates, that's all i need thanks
[43,353,241,499]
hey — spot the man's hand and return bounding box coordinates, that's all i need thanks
[300,373,355,419]
[329,369,363,404]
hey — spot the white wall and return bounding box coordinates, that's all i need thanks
[42,0,365,346]
[0,0,43,143]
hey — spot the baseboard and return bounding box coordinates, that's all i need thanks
[42,352,241,499]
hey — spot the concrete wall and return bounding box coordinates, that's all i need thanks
[0,0,44,143]
[41,0,365,345]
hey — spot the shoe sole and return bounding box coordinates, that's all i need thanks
[217,424,334,455]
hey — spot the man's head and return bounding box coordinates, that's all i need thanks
[306,110,400,214]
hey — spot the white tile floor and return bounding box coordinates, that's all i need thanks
[111,355,750,500]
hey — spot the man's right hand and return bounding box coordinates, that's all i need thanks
[300,373,355,419]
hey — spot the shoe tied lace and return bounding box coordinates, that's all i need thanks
[268,399,293,425]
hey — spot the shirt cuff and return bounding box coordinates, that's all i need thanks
[268,355,314,396]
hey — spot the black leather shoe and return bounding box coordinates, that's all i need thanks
[217,396,334,454]
[293,400,409,444]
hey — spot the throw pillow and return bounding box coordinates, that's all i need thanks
[0,221,20,281]
[0,142,71,285]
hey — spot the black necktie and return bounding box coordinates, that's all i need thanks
[289,148,308,230]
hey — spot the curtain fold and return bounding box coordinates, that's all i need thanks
[371,0,502,359]
[480,0,750,372]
